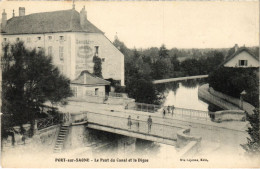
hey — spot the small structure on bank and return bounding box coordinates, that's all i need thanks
[70,70,110,99]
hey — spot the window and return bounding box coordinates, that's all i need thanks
[48,46,52,56]
[37,37,41,40]
[26,37,31,43]
[48,36,52,40]
[239,60,248,66]
[95,46,99,55]
[59,36,64,41]
[59,46,64,62]
[95,88,99,96]
[102,58,105,62]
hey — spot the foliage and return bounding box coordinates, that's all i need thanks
[125,78,159,104]
[1,42,73,135]
[93,55,102,78]
[113,37,228,104]
[241,109,260,156]
[180,51,224,76]
[208,67,259,107]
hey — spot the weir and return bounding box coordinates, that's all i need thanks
[152,75,208,84]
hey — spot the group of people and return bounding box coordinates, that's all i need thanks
[127,115,152,133]
[126,105,175,133]
[162,105,175,118]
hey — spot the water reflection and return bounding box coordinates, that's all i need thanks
[155,79,221,112]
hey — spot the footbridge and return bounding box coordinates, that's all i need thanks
[72,110,182,146]
[62,103,210,146]
[153,75,208,84]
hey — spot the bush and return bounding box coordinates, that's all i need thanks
[208,67,259,107]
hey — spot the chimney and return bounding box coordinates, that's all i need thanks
[1,9,7,28]
[234,44,239,52]
[80,6,87,28]
[19,7,25,16]
[12,9,15,17]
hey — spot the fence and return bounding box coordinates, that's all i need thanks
[36,116,60,130]
[167,107,211,121]
[127,102,211,121]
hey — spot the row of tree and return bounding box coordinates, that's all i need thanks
[113,38,226,104]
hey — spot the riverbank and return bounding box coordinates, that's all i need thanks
[198,84,240,110]
[198,84,255,115]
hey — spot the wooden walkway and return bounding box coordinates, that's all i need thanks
[152,75,208,84]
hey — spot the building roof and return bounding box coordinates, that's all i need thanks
[220,47,259,67]
[1,9,103,34]
[71,71,110,86]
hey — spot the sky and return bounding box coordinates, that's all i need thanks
[0,0,259,49]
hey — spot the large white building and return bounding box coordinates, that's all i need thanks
[1,6,125,86]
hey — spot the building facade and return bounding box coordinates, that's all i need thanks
[223,45,259,68]
[1,7,125,86]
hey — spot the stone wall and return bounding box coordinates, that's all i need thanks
[106,96,135,106]
[64,125,88,150]
[209,86,255,115]
[34,125,60,148]
[198,84,240,110]
[2,124,60,152]
[69,95,105,104]
[214,110,246,122]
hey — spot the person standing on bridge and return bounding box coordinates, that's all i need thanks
[163,108,166,118]
[171,105,175,116]
[147,115,152,133]
[136,116,140,132]
[127,115,132,129]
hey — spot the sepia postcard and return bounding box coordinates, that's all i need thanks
[0,0,259,168]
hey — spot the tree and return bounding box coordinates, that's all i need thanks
[93,55,102,78]
[158,44,169,59]
[125,78,158,104]
[2,42,73,135]
[241,109,260,156]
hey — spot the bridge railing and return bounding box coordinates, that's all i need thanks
[127,102,161,113]
[165,107,211,121]
[127,102,211,120]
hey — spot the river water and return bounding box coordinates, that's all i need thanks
[156,79,222,112]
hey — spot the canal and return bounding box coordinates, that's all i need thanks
[156,79,222,112]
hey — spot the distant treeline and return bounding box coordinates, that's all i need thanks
[112,38,259,104]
